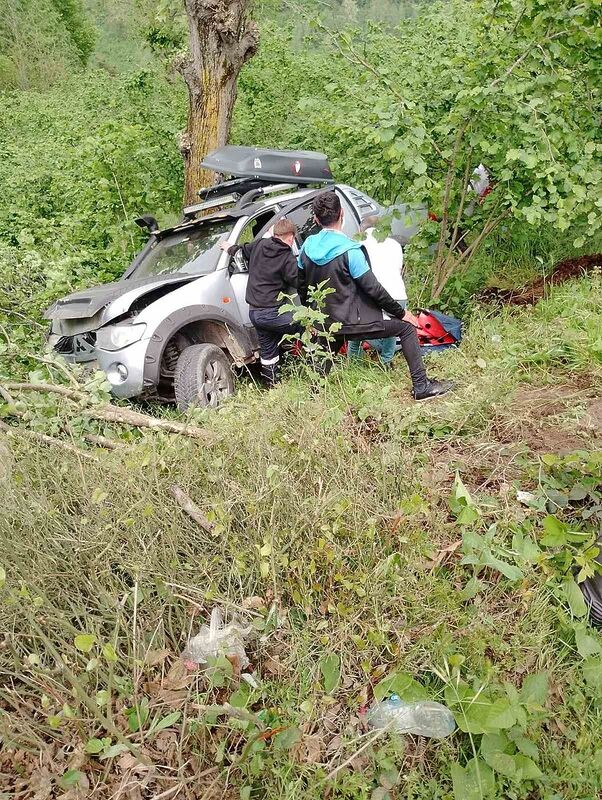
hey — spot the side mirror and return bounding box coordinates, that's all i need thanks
[135,215,159,234]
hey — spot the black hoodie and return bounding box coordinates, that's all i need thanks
[228,237,298,309]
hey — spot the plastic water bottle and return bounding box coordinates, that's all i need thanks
[366,695,456,739]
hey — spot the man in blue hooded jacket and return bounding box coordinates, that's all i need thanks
[298,192,453,401]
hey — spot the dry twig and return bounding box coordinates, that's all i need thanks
[170,486,216,534]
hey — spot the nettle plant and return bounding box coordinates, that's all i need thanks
[279,281,342,377]
[305,0,601,299]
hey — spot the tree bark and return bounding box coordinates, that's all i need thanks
[178,0,259,204]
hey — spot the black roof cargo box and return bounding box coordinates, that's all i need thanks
[201,146,334,186]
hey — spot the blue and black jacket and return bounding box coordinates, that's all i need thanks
[298,229,406,335]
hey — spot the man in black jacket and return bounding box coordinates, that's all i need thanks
[220,219,300,385]
[298,192,453,400]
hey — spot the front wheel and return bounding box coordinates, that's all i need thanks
[173,344,234,410]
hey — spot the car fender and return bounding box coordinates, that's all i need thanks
[140,304,256,390]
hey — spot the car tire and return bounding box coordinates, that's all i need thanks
[173,344,234,411]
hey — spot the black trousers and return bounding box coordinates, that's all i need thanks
[324,318,428,387]
[249,307,301,384]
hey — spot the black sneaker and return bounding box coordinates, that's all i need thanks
[412,379,455,402]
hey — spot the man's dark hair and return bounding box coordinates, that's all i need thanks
[313,191,342,227]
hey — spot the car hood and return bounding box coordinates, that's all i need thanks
[45,273,197,322]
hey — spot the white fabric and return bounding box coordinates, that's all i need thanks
[260,355,280,366]
[470,163,490,198]
[363,229,407,302]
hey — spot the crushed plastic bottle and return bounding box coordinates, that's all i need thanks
[181,607,252,671]
[366,695,456,739]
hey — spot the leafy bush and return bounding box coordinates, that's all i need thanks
[0,69,184,314]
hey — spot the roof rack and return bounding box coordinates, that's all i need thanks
[183,182,303,221]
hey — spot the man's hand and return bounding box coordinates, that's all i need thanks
[218,240,231,253]
[402,310,421,328]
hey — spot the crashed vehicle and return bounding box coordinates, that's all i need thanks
[45,146,424,409]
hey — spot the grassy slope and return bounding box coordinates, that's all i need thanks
[1,278,601,798]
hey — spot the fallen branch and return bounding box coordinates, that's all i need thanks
[0,421,99,462]
[84,406,210,440]
[170,485,216,534]
[4,381,84,401]
[4,382,210,440]
[82,433,124,450]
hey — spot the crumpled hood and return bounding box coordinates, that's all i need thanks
[301,229,363,265]
[44,273,196,321]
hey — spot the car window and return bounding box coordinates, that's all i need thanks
[132,220,234,278]
[283,201,320,243]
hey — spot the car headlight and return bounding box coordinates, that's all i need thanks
[97,323,146,351]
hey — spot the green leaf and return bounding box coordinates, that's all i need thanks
[582,657,602,690]
[373,671,429,702]
[457,505,480,526]
[99,743,129,760]
[459,576,483,601]
[319,653,340,694]
[485,751,517,777]
[513,736,539,760]
[540,515,567,547]
[229,683,251,709]
[451,758,495,800]
[482,551,524,582]
[514,754,543,780]
[59,769,84,789]
[102,643,118,663]
[95,690,109,707]
[562,577,588,617]
[273,726,301,750]
[485,698,517,730]
[84,738,104,754]
[74,634,96,653]
[575,627,602,658]
[91,487,108,504]
[446,683,496,735]
[480,732,511,758]
[511,531,541,563]
[149,711,181,735]
[520,672,549,706]
[125,697,149,732]
[0,566,5,588]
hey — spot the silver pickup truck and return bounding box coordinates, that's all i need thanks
[45,146,424,409]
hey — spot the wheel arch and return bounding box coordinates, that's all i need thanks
[142,306,257,392]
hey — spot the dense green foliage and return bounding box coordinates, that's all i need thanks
[0,0,95,89]
[233,0,601,297]
[0,71,184,314]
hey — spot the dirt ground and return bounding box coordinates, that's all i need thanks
[480,253,602,305]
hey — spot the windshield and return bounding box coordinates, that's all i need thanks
[133,220,235,279]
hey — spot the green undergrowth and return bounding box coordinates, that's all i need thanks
[1,279,601,798]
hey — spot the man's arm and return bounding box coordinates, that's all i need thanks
[219,239,255,261]
[348,249,406,319]
[282,252,298,290]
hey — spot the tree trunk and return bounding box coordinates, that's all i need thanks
[178,0,259,205]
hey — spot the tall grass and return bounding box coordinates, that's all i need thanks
[1,280,601,798]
